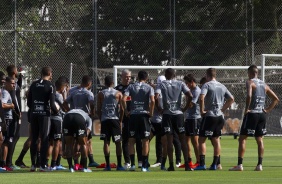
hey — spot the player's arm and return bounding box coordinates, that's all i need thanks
[50,86,59,114]
[2,102,14,109]
[117,92,124,123]
[264,85,279,113]
[199,94,206,116]
[149,95,155,117]
[244,80,253,114]
[221,96,234,112]
[182,91,193,112]
[96,92,103,120]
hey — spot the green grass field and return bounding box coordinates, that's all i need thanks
[1,136,282,184]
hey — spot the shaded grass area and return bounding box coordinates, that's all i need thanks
[1,136,282,184]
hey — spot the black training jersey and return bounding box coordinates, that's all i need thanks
[115,84,131,111]
[27,79,58,116]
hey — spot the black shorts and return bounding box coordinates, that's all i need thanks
[162,114,185,135]
[151,122,162,136]
[185,118,201,136]
[240,113,266,137]
[3,119,14,143]
[122,116,130,141]
[63,113,87,137]
[129,114,151,139]
[199,116,224,137]
[100,119,122,142]
[50,119,63,140]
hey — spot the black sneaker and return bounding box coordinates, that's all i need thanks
[167,166,175,171]
[15,160,29,168]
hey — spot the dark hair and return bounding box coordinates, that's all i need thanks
[55,76,69,89]
[6,65,16,75]
[57,76,69,84]
[206,68,216,78]
[200,76,207,85]
[248,64,258,75]
[104,75,113,86]
[41,66,52,77]
[165,68,175,80]
[81,75,92,85]
[0,71,5,78]
[5,76,14,83]
[184,74,196,83]
[138,70,148,81]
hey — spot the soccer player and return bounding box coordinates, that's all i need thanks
[5,65,22,170]
[229,65,279,171]
[97,76,125,171]
[47,77,69,170]
[63,109,93,172]
[0,77,16,171]
[63,75,98,168]
[194,68,234,170]
[183,74,201,168]
[155,68,193,171]
[27,66,59,171]
[122,70,155,172]
[0,72,5,166]
[150,75,165,168]
[115,69,143,169]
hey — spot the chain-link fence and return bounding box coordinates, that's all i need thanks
[1,1,282,134]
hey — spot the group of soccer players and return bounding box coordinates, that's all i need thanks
[0,64,279,172]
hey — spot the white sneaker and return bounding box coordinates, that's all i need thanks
[229,164,243,171]
[254,164,263,171]
[39,166,51,172]
[123,163,131,170]
[151,162,161,167]
[176,163,181,168]
[129,165,136,171]
[30,165,37,172]
[83,168,92,172]
[217,164,223,170]
[138,161,142,168]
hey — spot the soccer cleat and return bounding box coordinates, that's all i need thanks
[50,166,57,171]
[151,162,161,167]
[123,163,131,170]
[15,160,29,168]
[254,164,263,171]
[193,162,199,168]
[88,161,100,167]
[69,168,75,173]
[185,166,194,171]
[116,166,126,171]
[39,166,51,172]
[217,164,223,170]
[138,161,142,168]
[141,167,149,172]
[74,164,82,171]
[0,167,6,172]
[129,165,136,171]
[160,165,167,171]
[83,168,92,172]
[209,164,217,170]
[56,165,67,170]
[103,166,111,171]
[3,166,13,171]
[167,166,175,171]
[10,165,21,170]
[194,165,206,170]
[229,164,243,171]
[175,162,181,168]
[30,165,37,172]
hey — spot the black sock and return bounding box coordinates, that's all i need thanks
[56,154,62,166]
[74,158,79,165]
[212,156,219,166]
[238,157,243,165]
[0,160,5,167]
[17,149,27,161]
[36,152,41,167]
[217,155,221,165]
[51,160,57,168]
[142,156,148,168]
[105,155,110,167]
[258,157,263,165]
[88,154,94,163]
[81,157,87,169]
[187,157,192,163]
[169,162,174,168]
[117,155,122,167]
[161,157,167,167]
[130,154,135,166]
[67,157,73,169]
[199,155,205,166]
